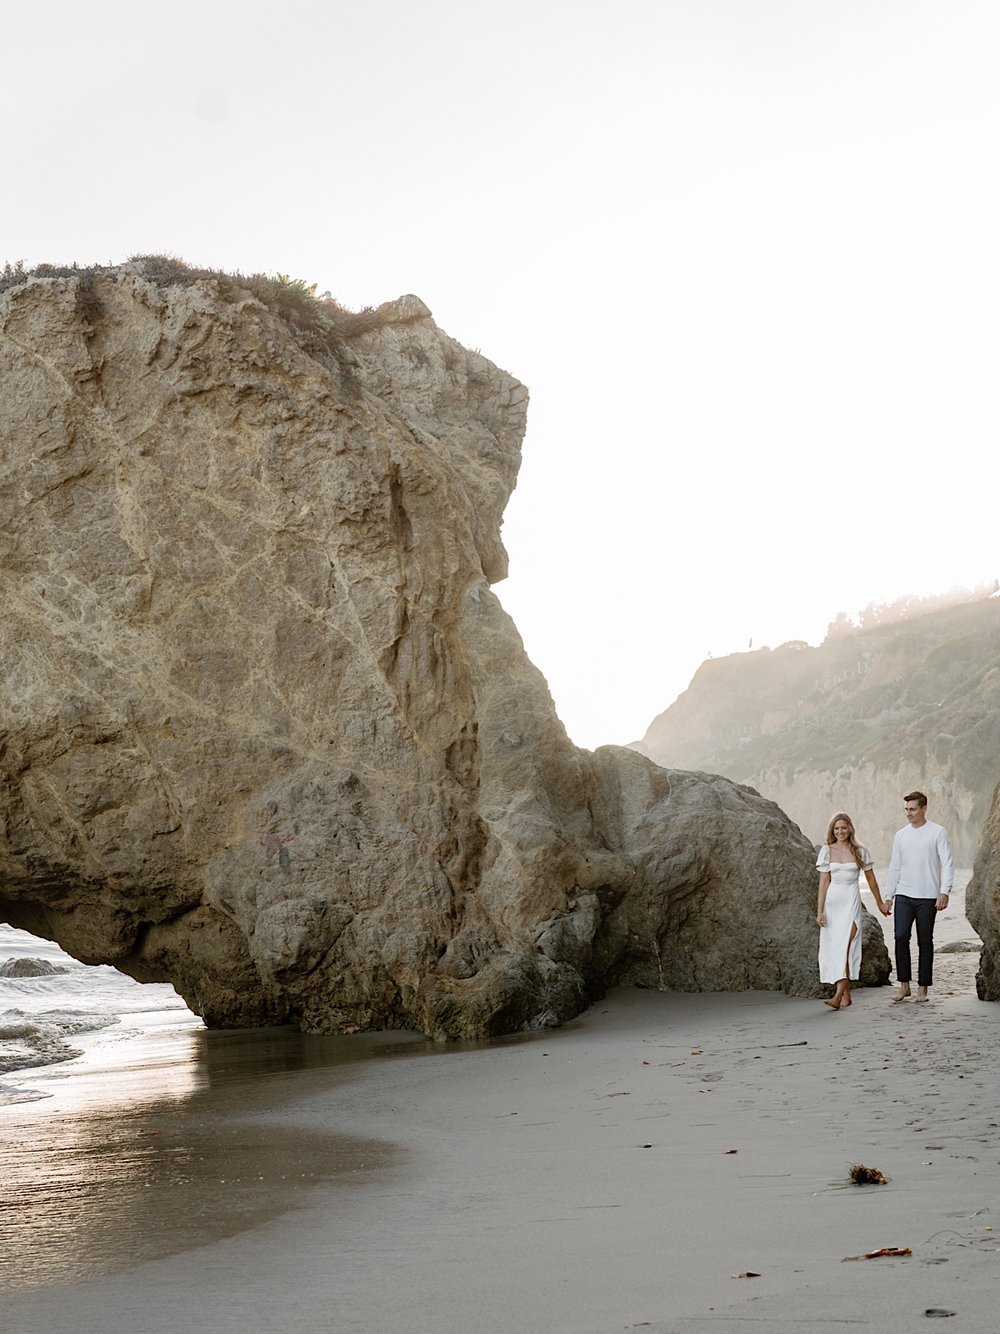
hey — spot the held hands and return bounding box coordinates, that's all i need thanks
[878,900,892,917]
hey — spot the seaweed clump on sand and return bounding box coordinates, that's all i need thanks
[849,1163,889,1185]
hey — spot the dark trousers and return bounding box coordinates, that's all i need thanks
[894,894,938,987]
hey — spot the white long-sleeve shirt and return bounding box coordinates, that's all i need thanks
[887,820,954,899]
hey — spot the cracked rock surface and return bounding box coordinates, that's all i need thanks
[0,265,887,1037]
[968,792,1000,1000]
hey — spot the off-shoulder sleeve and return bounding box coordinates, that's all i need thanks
[816,844,830,872]
[859,846,874,870]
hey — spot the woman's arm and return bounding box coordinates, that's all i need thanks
[817,871,831,926]
[864,867,891,916]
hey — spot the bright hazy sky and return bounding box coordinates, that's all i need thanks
[5,1,998,749]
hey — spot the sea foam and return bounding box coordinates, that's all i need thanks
[0,924,193,1102]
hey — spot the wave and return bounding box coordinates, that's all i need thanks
[0,1083,51,1105]
[0,1008,121,1075]
[0,965,190,1016]
[0,927,190,1019]
[0,926,196,1103]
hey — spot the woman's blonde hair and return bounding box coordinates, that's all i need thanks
[825,812,865,868]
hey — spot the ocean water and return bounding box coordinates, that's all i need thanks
[0,925,413,1295]
[0,924,198,1106]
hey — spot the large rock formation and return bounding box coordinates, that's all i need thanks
[636,597,1000,866]
[0,262,889,1037]
[967,781,1000,999]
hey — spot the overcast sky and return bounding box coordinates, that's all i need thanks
[4,0,997,749]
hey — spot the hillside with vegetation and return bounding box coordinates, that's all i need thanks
[636,589,1000,864]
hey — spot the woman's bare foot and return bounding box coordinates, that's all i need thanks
[823,997,842,1008]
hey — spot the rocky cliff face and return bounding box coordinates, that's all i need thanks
[0,262,887,1036]
[637,599,1000,866]
[967,782,1000,1000]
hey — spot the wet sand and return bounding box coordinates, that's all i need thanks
[0,1013,432,1294]
[3,887,997,1333]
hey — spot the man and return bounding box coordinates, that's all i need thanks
[885,791,954,1003]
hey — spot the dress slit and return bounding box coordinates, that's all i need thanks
[842,920,858,982]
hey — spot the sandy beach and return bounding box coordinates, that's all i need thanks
[3,883,998,1334]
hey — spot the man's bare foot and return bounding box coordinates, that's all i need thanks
[914,988,929,1003]
[892,989,912,1003]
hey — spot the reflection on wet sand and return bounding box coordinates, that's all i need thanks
[0,1020,434,1293]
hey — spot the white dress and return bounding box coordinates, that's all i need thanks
[816,844,872,983]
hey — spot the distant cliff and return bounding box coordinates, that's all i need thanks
[636,596,1000,865]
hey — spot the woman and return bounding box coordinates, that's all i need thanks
[816,812,889,1009]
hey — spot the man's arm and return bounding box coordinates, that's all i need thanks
[886,832,902,901]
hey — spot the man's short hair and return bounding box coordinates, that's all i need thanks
[903,790,928,807]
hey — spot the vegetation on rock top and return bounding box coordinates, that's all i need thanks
[0,255,395,370]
